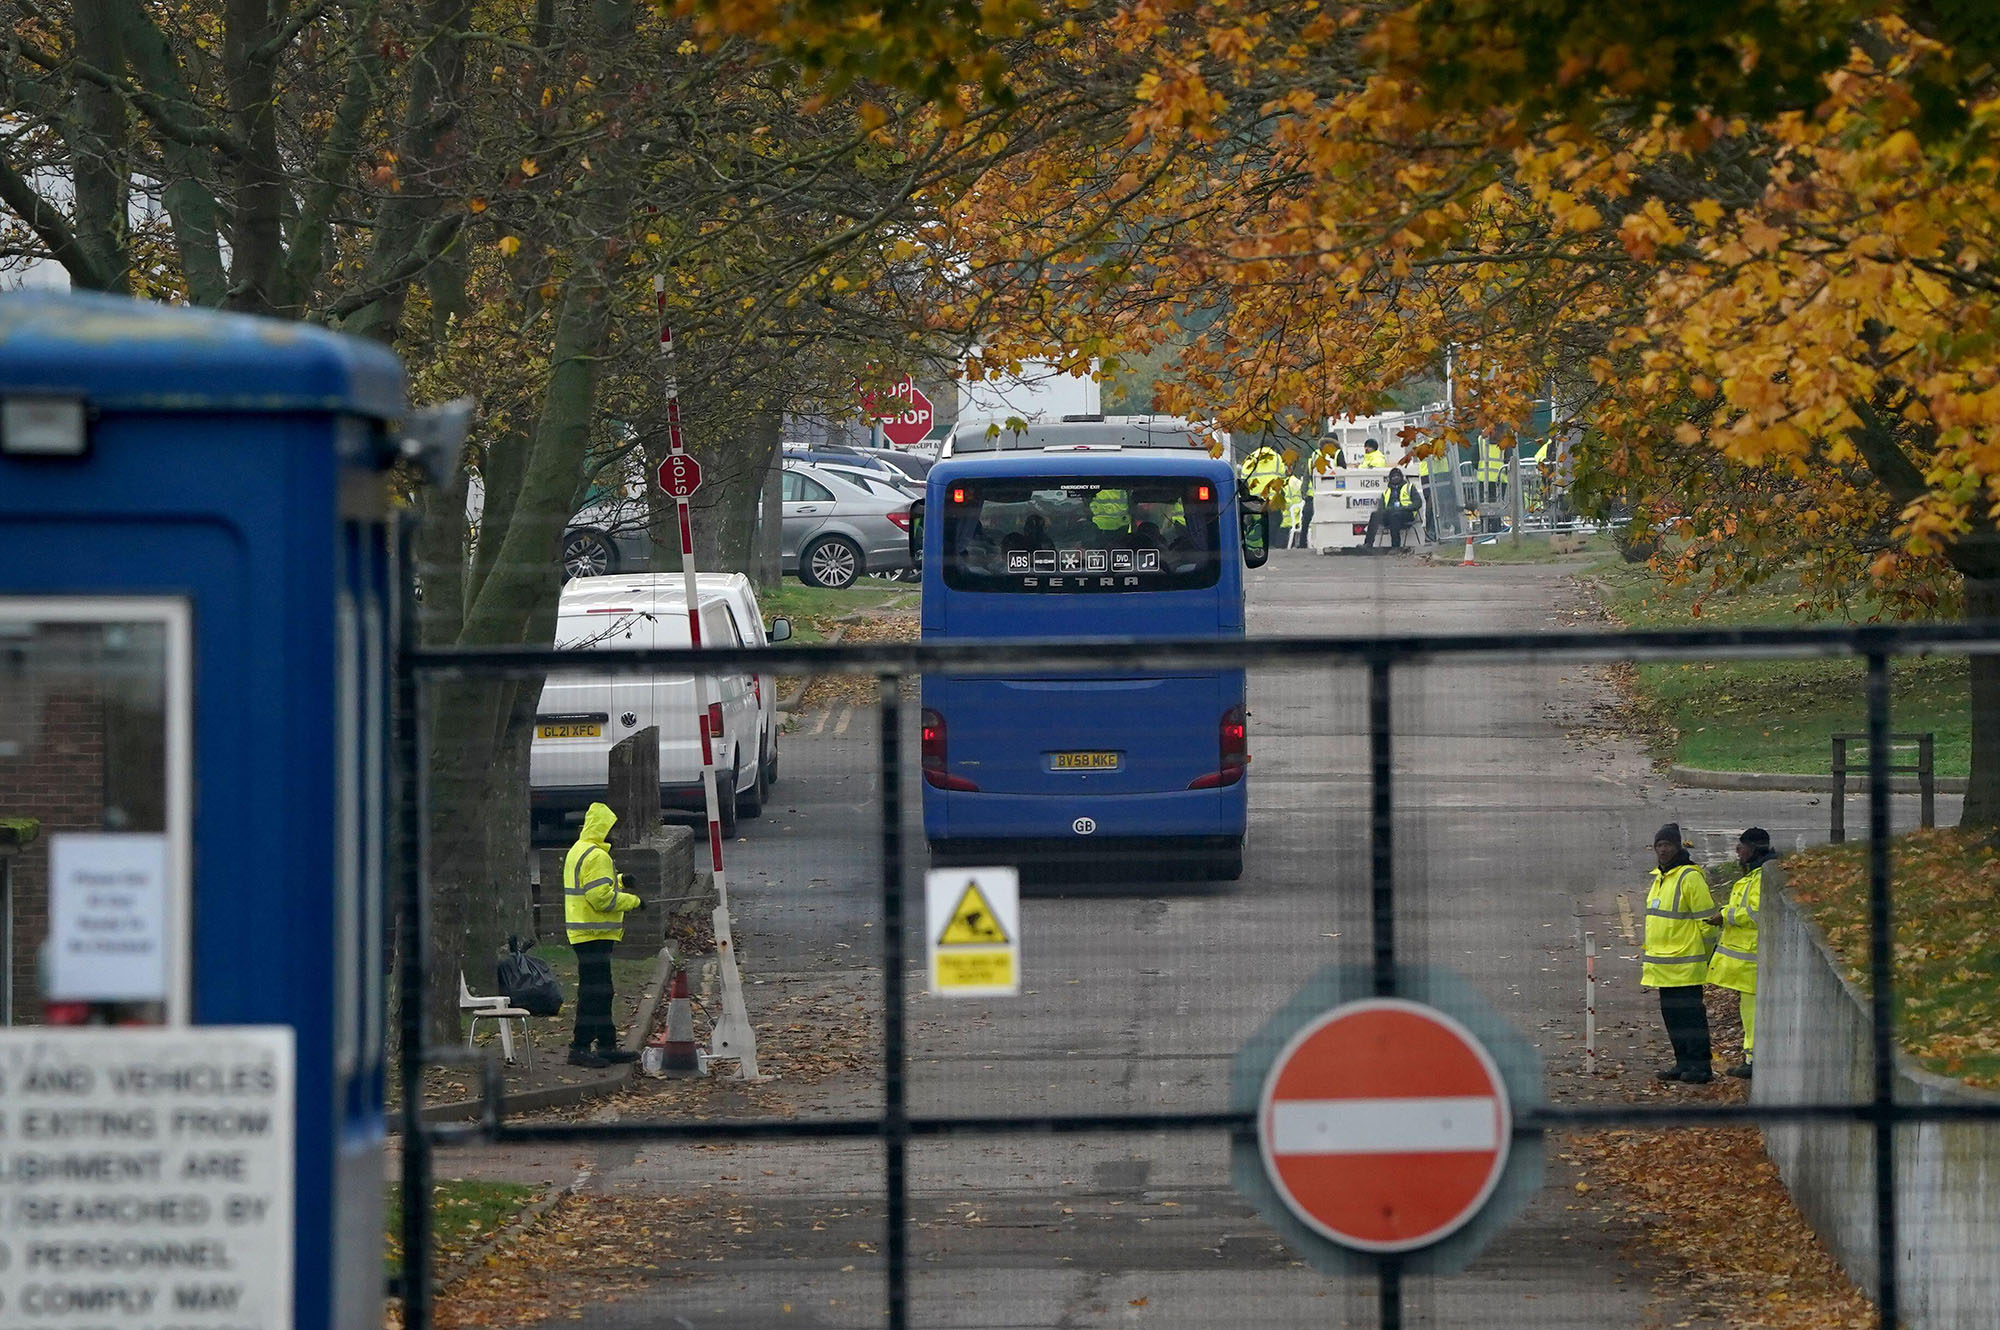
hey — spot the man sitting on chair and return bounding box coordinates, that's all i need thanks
[1363,467,1422,551]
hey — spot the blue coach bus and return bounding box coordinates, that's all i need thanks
[916,417,1269,879]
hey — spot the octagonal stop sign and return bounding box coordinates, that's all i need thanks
[1258,998,1511,1253]
[657,452,703,498]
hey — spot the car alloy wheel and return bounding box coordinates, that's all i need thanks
[562,529,616,580]
[803,536,861,589]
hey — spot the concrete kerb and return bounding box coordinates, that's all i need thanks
[430,1164,594,1290]
[414,945,680,1126]
[1670,763,1969,795]
[776,623,845,715]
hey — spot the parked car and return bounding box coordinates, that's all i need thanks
[852,446,937,483]
[694,571,791,788]
[561,495,652,580]
[781,462,915,588]
[784,445,898,475]
[530,577,767,840]
[814,459,924,500]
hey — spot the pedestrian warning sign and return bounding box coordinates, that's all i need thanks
[926,867,1020,997]
[939,882,1010,945]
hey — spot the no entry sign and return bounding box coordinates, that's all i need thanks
[1258,997,1511,1253]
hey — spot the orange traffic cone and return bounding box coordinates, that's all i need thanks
[1460,531,1477,566]
[662,967,701,1074]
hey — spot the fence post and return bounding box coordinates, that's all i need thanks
[1830,736,1847,844]
[1918,732,1936,830]
[1584,931,1598,1075]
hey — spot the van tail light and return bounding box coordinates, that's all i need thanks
[887,508,913,532]
[1188,704,1249,789]
[753,675,762,706]
[707,702,725,740]
[921,708,980,791]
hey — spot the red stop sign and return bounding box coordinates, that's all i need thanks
[880,384,932,446]
[657,453,703,498]
[859,374,935,448]
[882,384,933,447]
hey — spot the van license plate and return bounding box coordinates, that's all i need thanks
[536,722,602,739]
[1051,751,1119,770]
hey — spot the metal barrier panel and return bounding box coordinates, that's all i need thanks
[393,559,2000,1330]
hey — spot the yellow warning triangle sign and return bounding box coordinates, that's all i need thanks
[939,880,1010,946]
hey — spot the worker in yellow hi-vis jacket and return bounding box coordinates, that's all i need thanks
[1643,822,1716,1084]
[564,802,642,1068]
[1708,828,1774,1080]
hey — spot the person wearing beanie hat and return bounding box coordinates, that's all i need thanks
[1643,822,1716,1083]
[1707,828,1777,1078]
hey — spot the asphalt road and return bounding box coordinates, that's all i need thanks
[476,549,1939,1329]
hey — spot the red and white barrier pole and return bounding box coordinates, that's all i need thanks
[658,274,760,1079]
[1584,931,1598,1074]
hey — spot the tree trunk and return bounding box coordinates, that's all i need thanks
[1960,577,2000,829]
[643,402,782,576]
[754,455,782,589]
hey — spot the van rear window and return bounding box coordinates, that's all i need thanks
[940,476,1221,593]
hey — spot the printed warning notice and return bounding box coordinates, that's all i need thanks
[0,1026,295,1329]
[926,867,1020,997]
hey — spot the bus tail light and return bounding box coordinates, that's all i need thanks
[1188,705,1249,789]
[921,708,980,791]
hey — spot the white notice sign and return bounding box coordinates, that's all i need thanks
[46,833,170,1002]
[0,1027,295,1329]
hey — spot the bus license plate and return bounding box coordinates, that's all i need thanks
[1051,751,1119,770]
[536,722,602,739]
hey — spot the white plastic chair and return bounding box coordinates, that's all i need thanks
[458,972,534,1069]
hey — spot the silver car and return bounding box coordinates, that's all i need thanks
[561,496,653,579]
[782,461,915,588]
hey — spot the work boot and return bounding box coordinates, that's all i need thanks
[597,1049,639,1064]
[1654,1065,1683,1082]
[567,1049,609,1069]
[1679,1067,1714,1085]
[1727,1063,1753,1079]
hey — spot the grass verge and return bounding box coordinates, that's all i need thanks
[385,1179,540,1278]
[1784,827,2000,1089]
[1589,560,1967,777]
[760,581,917,642]
[1458,530,1616,564]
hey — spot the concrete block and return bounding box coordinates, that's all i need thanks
[533,826,700,959]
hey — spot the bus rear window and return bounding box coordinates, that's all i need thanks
[941,476,1221,593]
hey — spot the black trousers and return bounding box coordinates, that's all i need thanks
[571,940,617,1051]
[1364,508,1415,548]
[1658,983,1711,1072]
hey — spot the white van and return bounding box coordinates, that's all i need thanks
[693,572,791,788]
[529,577,767,839]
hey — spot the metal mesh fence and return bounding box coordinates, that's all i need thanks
[396,552,2000,1330]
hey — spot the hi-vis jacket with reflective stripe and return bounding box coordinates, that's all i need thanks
[1383,480,1420,512]
[1707,859,1767,994]
[1090,487,1131,531]
[1642,862,1715,987]
[565,802,640,943]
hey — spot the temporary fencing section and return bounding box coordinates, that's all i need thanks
[396,615,2000,1330]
